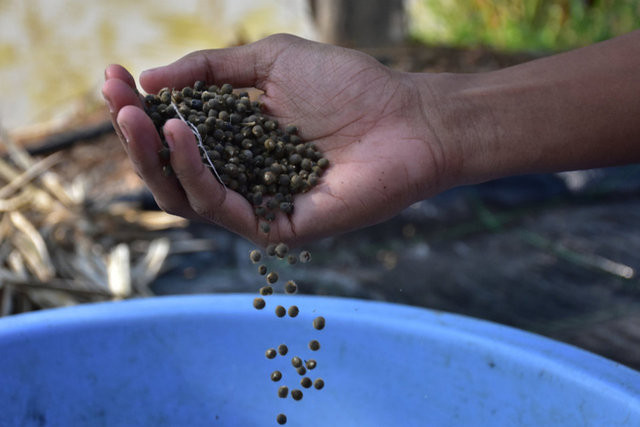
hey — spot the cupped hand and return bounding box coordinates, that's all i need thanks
[102,34,446,247]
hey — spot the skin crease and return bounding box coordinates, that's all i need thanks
[102,31,640,248]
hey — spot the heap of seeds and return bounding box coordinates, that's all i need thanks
[142,81,329,225]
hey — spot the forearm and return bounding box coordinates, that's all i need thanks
[417,29,640,187]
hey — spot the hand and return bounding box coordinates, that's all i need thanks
[102,34,446,247]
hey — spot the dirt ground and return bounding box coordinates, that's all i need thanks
[27,43,640,371]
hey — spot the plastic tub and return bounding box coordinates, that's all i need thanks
[0,295,638,426]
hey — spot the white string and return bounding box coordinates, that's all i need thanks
[170,101,226,191]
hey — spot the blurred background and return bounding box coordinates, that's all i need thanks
[1,0,639,370]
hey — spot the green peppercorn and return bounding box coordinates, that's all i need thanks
[291,389,303,401]
[249,249,262,263]
[317,157,329,169]
[277,344,288,356]
[277,386,288,398]
[271,370,282,382]
[277,413,287,425]
[313,316,325,330]
[266,271,278,284]
[259,286,273,296]
[284,280,298,294]
[275,305,286,318]
[265,348,276,359]
[274,243,289,258]
[264,244,276,256]
[288,305,299,318]
[253,298,265,310]
[314,378,324,390]
[291,356,302,368]
[299,250,311,263]
[285,125,298,135]
[309,340,320,351]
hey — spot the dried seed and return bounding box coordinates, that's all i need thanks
[249,249,262,263]
[259,286,273,296]
[314,378,324,390]
[286,255,298,265]
[265,348,277,359]
[291,356,302,368]
[305,359,317,370]
[284,280,298,294]
[277,413,287,425]
[271,370,282,382]
[309,340,320,351]
[260,222,271,234]
[313,316,325,330]
[266,244,277,256]
[275,305,286,318]
[275,243,289,258]
[288,305,299,318]
[277,386,288,398]
[299,250,311,263]
[253,298,266,310]
[258,264,267,275]
[266,271,278,284]
[300,377,312,388]
[291,389,303,401]
[297,366,306,376]
[277,344,288,356]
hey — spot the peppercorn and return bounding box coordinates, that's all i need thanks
[284,280,298,294]
[309,340,320,351]
[259,286,273,296]
[265,348,277,359]
[288,305,299,318]
[299,250,312,263]
[248,249,262,264]
[314,378,324,390]
[291,356,302,368]
[266,271,278,284]
[274,243,289,258]
[277,386,288,398]
[291,389,303,401]
[300,377,312,388]
[277,344,288,356]
[271,371,282,382]
[275,305,286,318]
[253,298,265,310]
[313,316,325,330]
[276,413,287,424]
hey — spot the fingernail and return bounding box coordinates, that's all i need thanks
[118,120,131,144]
[164,128,175,150]
[102,93,115,113]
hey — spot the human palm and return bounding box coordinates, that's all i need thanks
[103,34,439,246]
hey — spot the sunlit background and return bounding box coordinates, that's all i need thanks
[1,0,640,370]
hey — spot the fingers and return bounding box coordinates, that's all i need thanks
[116,106,195,218]
[163,119,260,241]
[102,65,145,153]
[104,64,137,89]
[139,33,301,93]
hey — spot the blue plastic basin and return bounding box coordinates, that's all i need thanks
[0,295,638,426]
